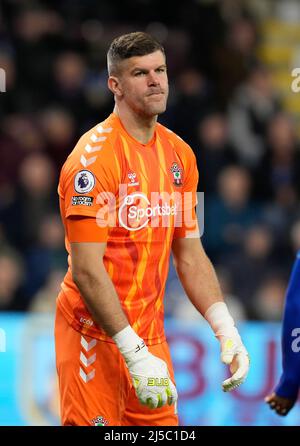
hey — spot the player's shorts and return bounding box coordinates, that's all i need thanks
[55,304,179,426]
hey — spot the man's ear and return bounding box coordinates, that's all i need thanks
[108,76,123,98]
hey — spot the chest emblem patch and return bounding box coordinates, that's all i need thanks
[170,162,183,186]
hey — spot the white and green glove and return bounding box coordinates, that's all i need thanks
[205,302,250,392]
[113,326,178,409]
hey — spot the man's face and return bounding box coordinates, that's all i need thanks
[112,50,169,118]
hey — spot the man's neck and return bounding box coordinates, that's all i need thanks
[113,105,157,145]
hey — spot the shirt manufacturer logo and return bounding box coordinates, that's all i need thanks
[127,171,139,186]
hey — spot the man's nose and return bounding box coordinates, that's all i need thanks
[148,71,160,86]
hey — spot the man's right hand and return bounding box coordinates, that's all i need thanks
[265,392,296,416]
[123,341,178,410]
[113,325,178,409]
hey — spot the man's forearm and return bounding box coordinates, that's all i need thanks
[174,252,224,315]
[73,267,128,337]
[172,237,249,391]
[72,247,179,410]
[275,253,300,398]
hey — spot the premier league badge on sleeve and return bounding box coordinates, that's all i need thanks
[74,170,95,194]
[170,162,183,186]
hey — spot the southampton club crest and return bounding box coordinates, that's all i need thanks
[74,170,95,194]
[91,415,109,426]
[170,162,183,186]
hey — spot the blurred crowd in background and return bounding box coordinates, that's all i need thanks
[1,0,300,322]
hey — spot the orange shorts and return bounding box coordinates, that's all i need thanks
[54,304,179,426]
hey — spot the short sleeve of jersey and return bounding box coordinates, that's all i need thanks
[173,141,199,239]
[58,136,121,222]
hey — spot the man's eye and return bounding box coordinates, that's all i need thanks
[135,72,145,76]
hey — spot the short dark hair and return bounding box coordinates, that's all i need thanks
[107,32,165,75]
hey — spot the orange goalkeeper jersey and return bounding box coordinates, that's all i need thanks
[57,113,199,345]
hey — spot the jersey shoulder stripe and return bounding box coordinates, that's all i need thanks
[58,117,122,199]
[61,117,122,174]
[73,119,119,168]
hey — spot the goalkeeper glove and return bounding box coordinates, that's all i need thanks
[113,325,178,409]
[205,302,250,392]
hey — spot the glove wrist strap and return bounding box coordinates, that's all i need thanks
[204,302,239,339]
[112,325,148,361]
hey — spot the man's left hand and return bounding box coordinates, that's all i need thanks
[219,337,250,392]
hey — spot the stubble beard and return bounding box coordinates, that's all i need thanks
[141,93,168,118]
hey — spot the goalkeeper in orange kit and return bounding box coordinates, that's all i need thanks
[55,31,250,426]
